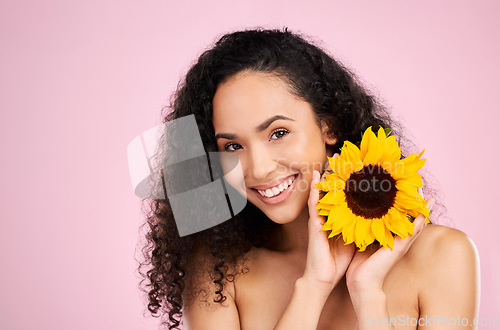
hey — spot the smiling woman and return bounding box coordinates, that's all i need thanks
[139,28,479,329]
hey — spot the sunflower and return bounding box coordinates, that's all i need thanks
[315,126,429,251]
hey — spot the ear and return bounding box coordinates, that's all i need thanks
[320,120,337,145]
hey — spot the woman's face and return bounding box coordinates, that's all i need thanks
[212,71,336,224]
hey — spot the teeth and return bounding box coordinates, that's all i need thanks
[257,175,296,197]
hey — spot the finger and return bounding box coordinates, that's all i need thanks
[412,213,427,236]
[347,250,370,278]
[393,208,430,253]
[321,162,330,179]
[334,238,356,258]
[426,197,435,211]
[308,170,325,231]
[308,170,320,206]
[358,205,433,281]
[418,187,424,199]
[367,234,414,272]
[406,198,435,241]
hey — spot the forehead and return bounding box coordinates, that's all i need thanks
[212,71,316,132]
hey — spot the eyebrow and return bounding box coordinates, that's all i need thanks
[215,115,295,140]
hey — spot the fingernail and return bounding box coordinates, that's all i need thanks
[316,170,322,182]
[427,198,435,211]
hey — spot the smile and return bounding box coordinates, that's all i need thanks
[257,175,296,197]
[251,174,298,205]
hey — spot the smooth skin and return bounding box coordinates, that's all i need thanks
[183,71,480,329]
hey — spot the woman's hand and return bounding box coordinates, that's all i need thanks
[301,167,355,298]
[274,165,355,330]
[345,198,435,297]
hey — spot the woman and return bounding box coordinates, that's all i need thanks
[140,28,479,329]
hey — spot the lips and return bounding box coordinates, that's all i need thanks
[255,175,296,197]
[250,174,298,205]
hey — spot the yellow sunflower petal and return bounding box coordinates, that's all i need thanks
[318,189,345,205]
[394,193,427,211]
[391,150,426,179]
[393,204,428,222]
[377,126,387,143]
[316,201,333,210]
[360,127,382,165]
[371,218,387,243]
[363,144,381,165]
[359,126,374,159]
[384,208,412,238]
[318,209,330,216]
[401,157,426,176]
[394,172,424,187]
[318,174,346,192]
[322,220,333,231]
[404,203,429,219]
[384,229,395,249]
[332,158,350,181]
[401,149,425,166]
[342,216,357,245]
[395,180,422,195]
[326,202,349,225]
[328,230,340,238]
[380,160,397,175]
[355,217,375,251]
[371,218,394,249]
[380,135,401,164]
[362,129,386,166]
[314,181,326,191]
[340,141,364,172]
[328,205,352,236]
[395,183,424,202]
[324,200,346,216]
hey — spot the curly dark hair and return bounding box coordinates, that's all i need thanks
[137,27,438,329]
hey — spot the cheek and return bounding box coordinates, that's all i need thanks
[217,153,247,197]
[280,133,327,173]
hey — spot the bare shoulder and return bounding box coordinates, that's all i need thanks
[383,224,480,319]
[408,224,479,265]
[405,224,480,302]
[386,224,478,287]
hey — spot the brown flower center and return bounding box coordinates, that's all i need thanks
[344,165,397,219]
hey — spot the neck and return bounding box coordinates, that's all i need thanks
[267,205,310,252]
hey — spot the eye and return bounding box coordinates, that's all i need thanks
[224,142,242,152]
[270,128,290,140]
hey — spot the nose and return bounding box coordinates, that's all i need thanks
[245,144,278,182]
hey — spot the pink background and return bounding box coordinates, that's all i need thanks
[1,1,498,328]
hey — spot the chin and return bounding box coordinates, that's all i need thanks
[249,196,308,225]
[264,210,300,225]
